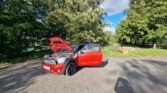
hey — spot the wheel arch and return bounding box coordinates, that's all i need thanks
[61,59,76,75]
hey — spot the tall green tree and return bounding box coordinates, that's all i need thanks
[0,0,110,58]
[116,0,167,48]
[45,0,106,44]
[0,0,47,57]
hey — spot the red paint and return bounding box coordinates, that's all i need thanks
[42,37,103,74]
[76,51,102,66]
[49,37,72,52]
[42,62,64,74]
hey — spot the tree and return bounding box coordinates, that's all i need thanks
[0,0,47,57]
[45,0,107,44]
[116,0,167,48]
[0,0,110,59]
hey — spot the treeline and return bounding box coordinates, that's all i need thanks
[0,0,110,58]
[116,0,167,48]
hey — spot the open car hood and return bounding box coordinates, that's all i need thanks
[48,37,94,53]
[48,37,73,52]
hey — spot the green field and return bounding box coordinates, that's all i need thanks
[102,46,167,57]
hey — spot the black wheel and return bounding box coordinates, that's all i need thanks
[66,62,77,76]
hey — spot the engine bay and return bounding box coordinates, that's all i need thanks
[43,49,73,65]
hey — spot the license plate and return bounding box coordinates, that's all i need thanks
[43,65,50,70]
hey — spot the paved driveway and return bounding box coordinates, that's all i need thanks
[0,56,167,93]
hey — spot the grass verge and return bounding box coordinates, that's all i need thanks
[102,46,167,57]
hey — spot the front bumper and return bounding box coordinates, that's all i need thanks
[42,62,64,74]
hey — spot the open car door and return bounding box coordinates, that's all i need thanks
[76,44,102,66]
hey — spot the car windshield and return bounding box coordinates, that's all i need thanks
[57,49,71,53]
[72,45,79,52]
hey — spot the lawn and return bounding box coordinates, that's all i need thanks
[102,46,167,57]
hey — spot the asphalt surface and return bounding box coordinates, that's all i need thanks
[0,56,167,93]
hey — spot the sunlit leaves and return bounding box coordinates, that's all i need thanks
[116,0,167,47]
[45,0,105,44]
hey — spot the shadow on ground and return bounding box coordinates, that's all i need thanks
[85,59,109,68]
[114,77,133,93]
[111,58,167,93]
[74,59,109,75]
[0,61,45,93]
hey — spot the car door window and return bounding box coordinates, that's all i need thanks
[81,44,100,52]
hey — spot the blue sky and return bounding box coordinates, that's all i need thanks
[103,12,126,27]
[100,0,130,32]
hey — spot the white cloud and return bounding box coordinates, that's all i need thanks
[100,0,130,15]
[104,26,116,32]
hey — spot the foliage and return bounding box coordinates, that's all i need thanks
[0,0,47,57]
[0,50,50,64]
[116,0,167,48]
[0,0,111,61]
[101,31,117,45]
[45,0,107,44]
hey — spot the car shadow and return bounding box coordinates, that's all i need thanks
[85,59,109,68]
[0,60,45,93]
[73,59,108,75]
[100,59,109,67]
[114,77,134,93]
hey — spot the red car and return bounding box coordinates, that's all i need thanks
[42,37,103,76]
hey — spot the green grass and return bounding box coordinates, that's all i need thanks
[102,46,167,57]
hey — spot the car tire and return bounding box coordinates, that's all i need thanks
[66,62,77,76]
